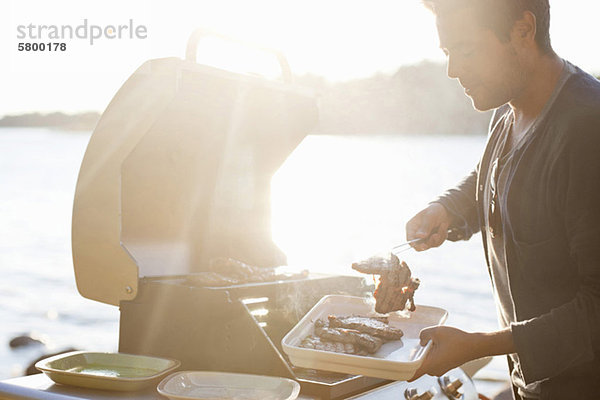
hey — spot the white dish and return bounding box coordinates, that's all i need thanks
[157,371,300,400]
[281,295,448,381]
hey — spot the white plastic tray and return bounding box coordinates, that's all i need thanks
[281,295,447,381]
[157,371,300,400]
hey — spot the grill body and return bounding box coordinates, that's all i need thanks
[119,275,388,399]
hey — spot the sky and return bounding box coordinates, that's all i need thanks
[1,0,600,117]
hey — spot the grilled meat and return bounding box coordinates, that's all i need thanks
[208,257,276,282]
[352,253,420,313]
[185,271,239,287]
[351,255,400,275]
[300,335,367,355]
[327,315,404,340]
[313,320,383,353]
[185,257,308,287]
[300,316,402,356]
[375,272,420,313]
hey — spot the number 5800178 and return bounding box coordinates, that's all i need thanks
[18,42,67,51]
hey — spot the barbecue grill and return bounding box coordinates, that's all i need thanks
[71,30,387,399]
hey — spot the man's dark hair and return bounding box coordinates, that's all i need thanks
[423,0,553,54]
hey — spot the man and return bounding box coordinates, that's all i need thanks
[405,1,600,399]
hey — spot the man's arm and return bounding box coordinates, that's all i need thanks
[412,120,600,383]
[406,168,480,250]
[432,168,480,241]
[409,326,515,381]
[406,85,507,249]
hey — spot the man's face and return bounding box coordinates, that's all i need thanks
[436,7,526,111]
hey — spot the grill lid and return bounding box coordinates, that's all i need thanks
[72,30,317,305]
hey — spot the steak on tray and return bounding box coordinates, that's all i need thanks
[327,315,403,341]
[300,335,366,355]
[314,320,383,353]
[299,315,403,355]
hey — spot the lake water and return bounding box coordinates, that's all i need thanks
[0,127,509,393]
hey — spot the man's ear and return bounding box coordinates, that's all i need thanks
[511,11,537,47]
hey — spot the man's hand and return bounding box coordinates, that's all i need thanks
[408,326,477,381]
[406,203,452,251]
[408,326,516,382]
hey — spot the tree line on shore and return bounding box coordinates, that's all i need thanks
[2,62,597,135]
[0,111,100,131]
[296,61,491,136]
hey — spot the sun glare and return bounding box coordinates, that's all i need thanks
[3,1,600,115]
[157,0,441,82]
[192,36,285,81]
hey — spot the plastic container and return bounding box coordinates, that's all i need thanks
[157,371,300,400]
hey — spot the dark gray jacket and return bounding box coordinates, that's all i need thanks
[435,67,600,399]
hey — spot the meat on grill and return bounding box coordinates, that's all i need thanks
[327,315,404,341]
[352,253,420,313]
[185,257,308,287]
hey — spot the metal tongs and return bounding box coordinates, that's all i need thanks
[391,237,426,256]
[392,228,453,256]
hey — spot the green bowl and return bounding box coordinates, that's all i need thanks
[35,351,180,391]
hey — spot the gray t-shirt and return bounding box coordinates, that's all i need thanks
[484,60,576,399]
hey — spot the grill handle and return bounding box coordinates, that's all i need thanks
[185,28,292,83]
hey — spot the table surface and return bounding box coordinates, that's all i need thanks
[0,374,325,400]
[0,374,161,400]
[0,368,482,400]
